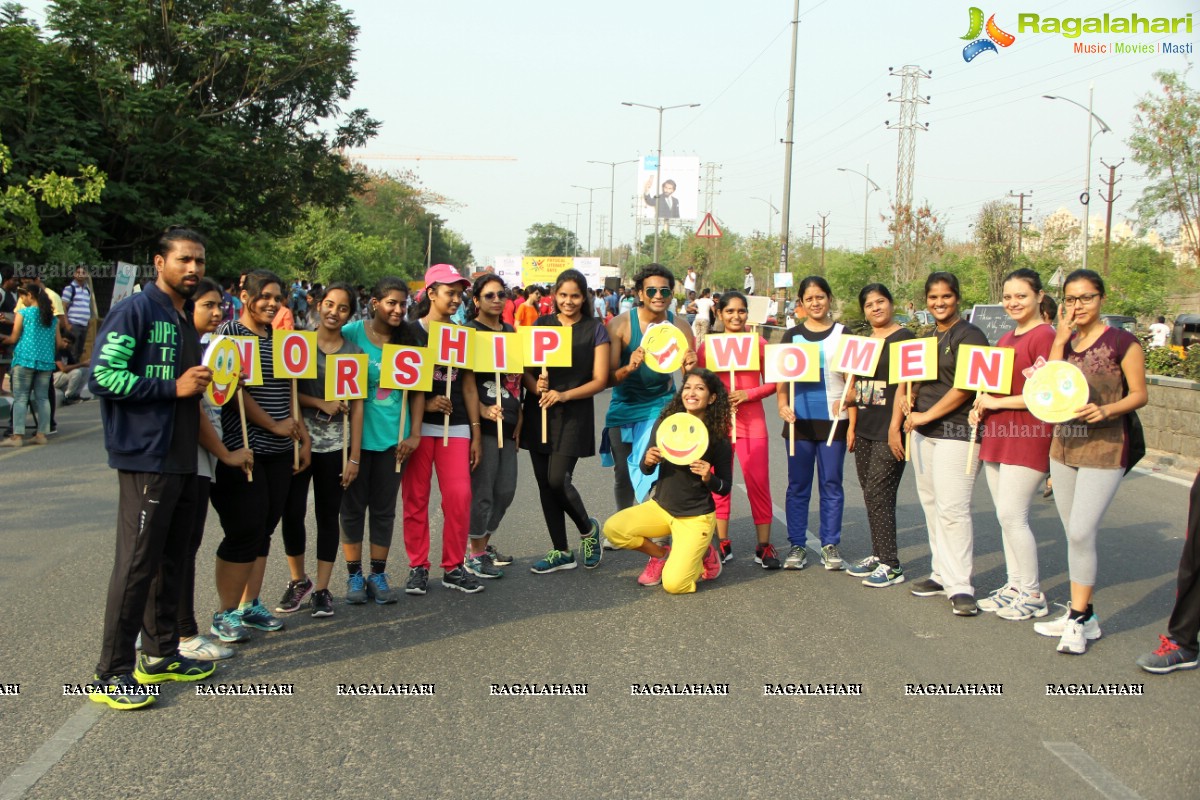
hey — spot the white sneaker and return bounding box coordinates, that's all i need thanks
[179,634,236,661]
[996,591,1049,621]
[976,584,1020,613]
[1034,608,1102,641]
[601,536,617,551]
[1057,617,1093,655]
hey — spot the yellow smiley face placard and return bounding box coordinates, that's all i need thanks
[1023,360,1091,423]
[642,323,688,374]
[202,336,241,407]
[656,412,710,466]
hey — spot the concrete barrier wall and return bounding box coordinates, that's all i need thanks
[1142,375,1200,474]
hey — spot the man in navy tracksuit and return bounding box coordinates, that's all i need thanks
[86,226,217,708]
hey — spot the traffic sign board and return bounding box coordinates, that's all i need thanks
[695,212,722,239]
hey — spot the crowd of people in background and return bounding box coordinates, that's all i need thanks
[2,238,1198,711]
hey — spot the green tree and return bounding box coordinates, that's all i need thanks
[1104,242,1173,318]
[1128,69,1199,267]
[0,132,105,253]
[2,0,379,262]
[974,200,1016,302]
[525,222,576,257]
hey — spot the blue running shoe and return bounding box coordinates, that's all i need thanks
[210,609,251,643]
[531,550,577,574]
[581,519,603,569]
[239,599,284,632]
[366,572,398,604]
[345,572,368,604]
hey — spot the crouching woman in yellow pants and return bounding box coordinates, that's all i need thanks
[604,369,733,594]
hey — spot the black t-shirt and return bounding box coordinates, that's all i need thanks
[407,319,471,429]
[641,416,733,517]
[854,328,915,442]
[915,319,989,441]
[520,315,610,457]
[467,319,522,437]
[164,307,201,474]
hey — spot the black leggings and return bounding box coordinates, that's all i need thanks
[212,452,292,563]
[177,477,211,638]
[529,450,590,552]
[854,437,907,568]
[281,450,344,563]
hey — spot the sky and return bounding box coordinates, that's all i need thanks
[23,0,1200,263]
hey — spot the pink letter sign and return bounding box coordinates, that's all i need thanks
[428,322,473,369]
[325,354,368,400]
[380,345,434,392]
[832,334,883,377]
[272,330,318,379]
[953,345,1015,394]
[704,333,759,372]
[888,337,937,384]
[520,325,573,368]
[474,332,524,373]
[764,343,821,383]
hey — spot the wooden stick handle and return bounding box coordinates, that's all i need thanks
[291,379,300,470]
[904,382,912,462]
[496,371,504,449]
[342,413,349,473]
[396,390,407,473]
[826,374,853,447]
[788,382,795,457]
[540,367,548,445]
[237,387,253,483]
[443,374,451,446]
[965,392,979,474]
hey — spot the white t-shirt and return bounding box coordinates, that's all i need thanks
[683,271,697,293]
[694,297,714,324]
[1149,322,1170,347]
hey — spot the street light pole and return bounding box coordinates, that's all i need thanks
[571,185,604,254]
[750,196,780,240]
[588,159,637,267]
[837,165,882,253]
[1043,87,1111,271]
[622,101,700,263]
[561,201,584,256]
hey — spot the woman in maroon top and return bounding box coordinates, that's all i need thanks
[1033,268,1147,655]
[971,269,1056,621]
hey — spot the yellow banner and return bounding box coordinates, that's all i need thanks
[522,257,574,286]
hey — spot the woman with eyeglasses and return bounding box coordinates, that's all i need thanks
[464,274,522,578]
[1032,269,1147,655]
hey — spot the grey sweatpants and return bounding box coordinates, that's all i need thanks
[470,432,518,539]
[1048,460,1125,587]
[983,461,1049,594]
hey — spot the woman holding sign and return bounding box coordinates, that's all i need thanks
[776,276,852,572]
[901,272,989,617]
[846,284,914,588]
[602,369,732,592]
[401,264,485,595]
[276,283,364,618]
[210,270,312,642]
[1033,269,1147,654]
[339,277,420,605]
[521,268,610,573]
[694,290,780,569]
[969,269,1056,621]
[465,273,523,579]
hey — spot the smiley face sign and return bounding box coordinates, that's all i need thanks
[642,323,688,374]
[655,412,710,466]
[1023,360,1091,423]
[202,336,242,407]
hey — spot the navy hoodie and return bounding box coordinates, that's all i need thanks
[89,282,197,472]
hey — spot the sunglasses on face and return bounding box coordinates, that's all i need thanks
[642,286,671,298]
[479,292,502,301]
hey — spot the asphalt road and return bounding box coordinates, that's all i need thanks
[0,393,1196,800]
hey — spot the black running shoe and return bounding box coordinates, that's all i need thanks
[310,589,335,618]
[275,577,314,613]
[405,566,429,595]
[133,653,216,684]
[88,674,155,710]
[442,566,484,594]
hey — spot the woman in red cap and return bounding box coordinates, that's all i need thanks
[400,264,485,596]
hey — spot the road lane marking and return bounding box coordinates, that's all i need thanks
[0,704,102,800]
[1043,742,1143,800]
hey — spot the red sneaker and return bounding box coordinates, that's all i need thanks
[637,548,670,586]
[701,544,723,581]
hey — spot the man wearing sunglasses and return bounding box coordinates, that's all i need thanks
[605,264,697,518]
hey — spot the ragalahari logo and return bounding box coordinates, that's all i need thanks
[961,7,1016,61]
